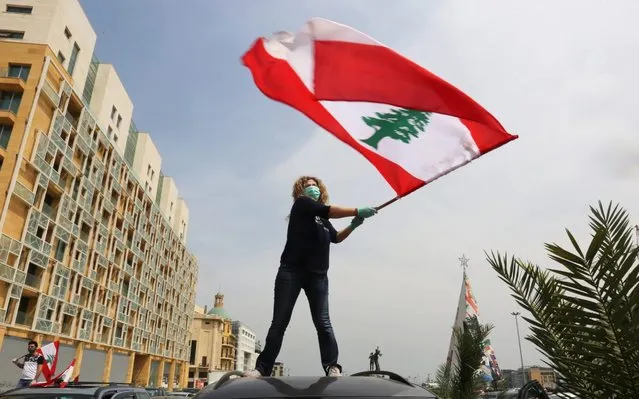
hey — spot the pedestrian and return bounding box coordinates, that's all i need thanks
[244,176,377,377]
[12,340,44,388]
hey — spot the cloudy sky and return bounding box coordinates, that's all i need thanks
[80,0,639,380]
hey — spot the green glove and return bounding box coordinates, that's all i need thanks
[350,216,365,229]
[356,207,377,218]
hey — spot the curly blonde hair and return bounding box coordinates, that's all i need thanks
[292,175,329,204]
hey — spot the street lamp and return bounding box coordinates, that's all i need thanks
[511,312,527,386]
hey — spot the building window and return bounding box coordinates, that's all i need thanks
[116,115,122,128]
[0,91,22,114]
[67,42,80,75]
[64,27,72,39]
[107,126,113,138]
[111,106,117,120]
[0,30,25,39]
[6,5,32,14]
[8,64,30,81]
[57,51,65,65]
[0,124,13,149]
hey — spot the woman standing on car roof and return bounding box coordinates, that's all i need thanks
[244,176,377,378]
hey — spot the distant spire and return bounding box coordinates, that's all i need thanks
[458,254,469,272]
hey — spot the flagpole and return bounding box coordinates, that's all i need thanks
[374,196,400,211]
[374,182,426,211]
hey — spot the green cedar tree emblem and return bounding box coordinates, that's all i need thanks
[360,108,432,149]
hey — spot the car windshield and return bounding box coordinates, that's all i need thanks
[0,395,93,399]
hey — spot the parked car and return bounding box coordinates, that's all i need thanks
[0,382,151,399]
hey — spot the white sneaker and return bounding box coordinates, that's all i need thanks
[327,366,341,377]
[243,369,262,378]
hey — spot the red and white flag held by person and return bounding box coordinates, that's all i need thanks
[242,18,518,202]
[31,358,76,387]
[35,340,59,382]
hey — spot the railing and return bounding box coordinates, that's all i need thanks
[13,182,35,205]
[15,311,34,326]
[24,273,40,288]
[0,67,27,81]
[0,93,21,114]
[41,79,60,105]
[65,111,78,129]
[42,203,55,219]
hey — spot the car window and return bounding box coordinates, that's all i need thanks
[111,393,136,399]
[136,393,151,399]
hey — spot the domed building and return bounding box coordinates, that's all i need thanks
[188,293,236,388]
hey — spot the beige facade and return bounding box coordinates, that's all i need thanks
[188,294,236,387]
[0,0,198,389]
[527,367,557,390]
[131,132,161,199]
[0,0,97,94]
[88,64,133,156]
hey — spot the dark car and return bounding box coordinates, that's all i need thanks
[0,382,152,399]
[194,371,439,399]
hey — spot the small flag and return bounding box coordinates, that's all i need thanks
[242,18,517,198]
[31,358,75,387]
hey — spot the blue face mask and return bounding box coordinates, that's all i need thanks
[304,186,320,201]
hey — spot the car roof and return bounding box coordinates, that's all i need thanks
[1,385,147,396]
[2,387,99,395]
[199,375,438,399]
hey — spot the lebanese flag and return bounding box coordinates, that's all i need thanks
[35,340,59,382]
[31,358,75,387]
[242,18,518,197]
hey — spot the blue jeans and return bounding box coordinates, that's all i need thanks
[16,379,32,388]
[255,265,340,376]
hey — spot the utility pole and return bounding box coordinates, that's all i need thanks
[511,312,527,386]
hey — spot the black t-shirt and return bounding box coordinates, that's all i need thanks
[280,196,338,273]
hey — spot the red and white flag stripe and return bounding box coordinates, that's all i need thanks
[242,18,518,197]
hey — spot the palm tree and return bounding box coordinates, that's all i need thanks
[486,201,639,398]
[433,317,494,399]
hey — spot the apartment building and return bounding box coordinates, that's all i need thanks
[231,321,257,373]
[0,0,198,389]
[272,362,285,377]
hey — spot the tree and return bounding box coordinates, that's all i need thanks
[486,201,639,398]
[432,317,494,399]
[360,108,431,149]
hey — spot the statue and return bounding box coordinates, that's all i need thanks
[368,346,382,371]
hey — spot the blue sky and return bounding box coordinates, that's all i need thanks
[78,0,639,379]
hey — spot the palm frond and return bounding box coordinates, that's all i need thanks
[449,317,493,399]
[485,201,639,398]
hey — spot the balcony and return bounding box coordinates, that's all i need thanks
[41,80,60,107]
[15,310,34,327]
[24,273,41,289]
[0,67,26,92]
